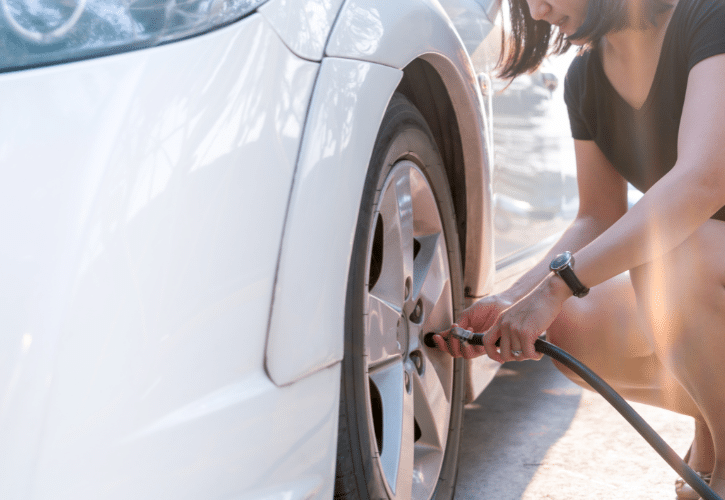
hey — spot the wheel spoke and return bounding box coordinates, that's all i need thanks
[395,371,415,499]
[372,167,415,307]
[412,356,452,451]
[369,361,414,499]
[413,231,454,353]
[394,168,415,283]
[368,294,404,368]
[411,353,452,498]
[412,232,449,313]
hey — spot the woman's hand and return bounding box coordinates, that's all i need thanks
[482,275,571,363]
[431,294,514,359]
[432,274,572,362]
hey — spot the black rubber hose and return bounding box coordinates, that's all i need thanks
[423,332,722,500]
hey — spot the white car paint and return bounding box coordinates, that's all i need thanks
[264,58,402,386]
[259,0,345,61]
[0,0,575,497]
[0,14,332,499]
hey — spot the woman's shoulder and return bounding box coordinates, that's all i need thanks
[671,0,725,70]
[674,0,725,29]
[564,50,596,100]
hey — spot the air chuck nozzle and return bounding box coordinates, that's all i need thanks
[423,327,485,347]
[423,332,438,348]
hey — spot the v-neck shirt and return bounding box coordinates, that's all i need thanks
[564,0,725,220]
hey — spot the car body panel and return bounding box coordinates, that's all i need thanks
[466,0,502,21]
[439,0,498,55]
[264,58,402,387]
[0,14,330,498]
[488,65,578,287]
[0,0,581,497]
[259,0,346,61]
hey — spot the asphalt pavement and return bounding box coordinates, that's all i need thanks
[455,358,693,500]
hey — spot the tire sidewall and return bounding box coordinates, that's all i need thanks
[338,94,465,500]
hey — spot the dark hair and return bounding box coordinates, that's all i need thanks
[497,0,674,79]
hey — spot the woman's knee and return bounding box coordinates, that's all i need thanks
[546,296,609,356]
[546,308,579,350]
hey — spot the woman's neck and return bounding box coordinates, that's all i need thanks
[601,0,677,63]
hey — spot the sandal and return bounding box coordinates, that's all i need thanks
[675,472,712,500]
[676,446,713,500]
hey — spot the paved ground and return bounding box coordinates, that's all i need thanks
[455,358,693,500]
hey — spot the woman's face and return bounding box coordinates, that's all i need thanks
[525,0,589,38]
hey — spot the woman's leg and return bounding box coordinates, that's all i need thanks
[547,272,702,417]
[545,266,715,474]
[630,219,725,493]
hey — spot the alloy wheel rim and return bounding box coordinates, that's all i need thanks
[364,160,455,500]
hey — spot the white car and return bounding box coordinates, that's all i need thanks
[0,1,576,499]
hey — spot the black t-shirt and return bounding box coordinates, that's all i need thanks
[564,0,725,220]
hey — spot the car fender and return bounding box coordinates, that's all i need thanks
[264,59,403,387]
[326,0,495,303]
[266,1,498,390]
[0,16,324,496]
[258,0,346,61]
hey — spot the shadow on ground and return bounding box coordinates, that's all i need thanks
[454,358,582,499]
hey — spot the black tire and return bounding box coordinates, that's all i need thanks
[335,94,465,500]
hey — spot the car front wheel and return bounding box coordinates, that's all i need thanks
[335,94,465,500]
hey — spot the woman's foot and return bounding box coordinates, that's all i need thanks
[689,419,715,474]
[675,471,712,500]
[676,419,715,500]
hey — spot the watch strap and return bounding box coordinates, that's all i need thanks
[550,252,590,298]
[555,265,589,298]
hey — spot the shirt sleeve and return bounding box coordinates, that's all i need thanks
[564,55,593,141]
[687,0,725,72]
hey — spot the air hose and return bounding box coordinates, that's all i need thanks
[423,328,723,500]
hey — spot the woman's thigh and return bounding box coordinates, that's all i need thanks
[548,272,653,379]
[629,219,725,390]
[547,270,700,416]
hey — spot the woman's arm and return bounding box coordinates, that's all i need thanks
[574,54,725,290]
[478,54,725,363]
[500,138,629,304]
[435,137,628,358]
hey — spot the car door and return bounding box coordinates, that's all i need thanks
[440,0,578,289]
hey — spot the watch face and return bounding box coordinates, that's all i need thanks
[551,252,571,270]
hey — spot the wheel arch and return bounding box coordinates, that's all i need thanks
[325,0,495,300]
[396,55,494,304]
[396,55,501,403]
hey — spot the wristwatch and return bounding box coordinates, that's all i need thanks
[549,251,589,298]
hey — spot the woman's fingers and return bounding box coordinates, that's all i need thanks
[522,335,544,360]
[509,338,524,361]
[483,323,543,362]
[432,329,487,359]
[456,295,511,333]
[483,327,504,363]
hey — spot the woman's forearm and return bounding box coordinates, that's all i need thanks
[574,164,725,289]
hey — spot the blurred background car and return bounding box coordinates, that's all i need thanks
[0,0,577,498]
